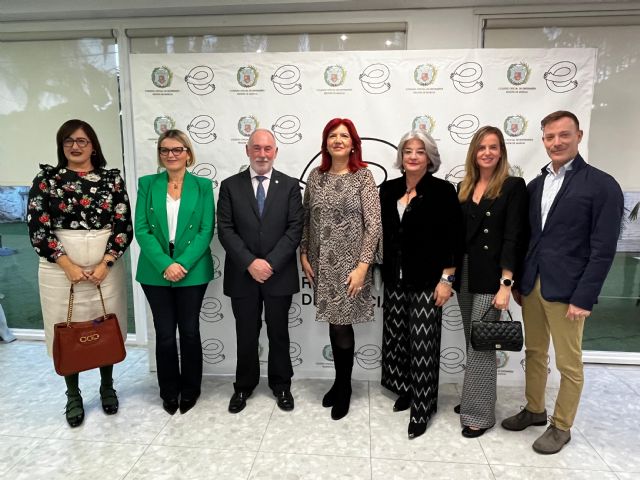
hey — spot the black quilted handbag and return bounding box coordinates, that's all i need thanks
[470,307,523,352]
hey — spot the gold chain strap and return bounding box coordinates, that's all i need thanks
[65,284,108,328]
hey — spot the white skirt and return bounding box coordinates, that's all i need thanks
[39,229,128,357]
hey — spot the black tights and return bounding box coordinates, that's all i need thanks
[64,365,113,395]
[329,324,354,350]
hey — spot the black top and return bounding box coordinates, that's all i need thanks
[27,164,133,262]
[379,173,464,291]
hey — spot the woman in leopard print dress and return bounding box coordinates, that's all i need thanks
[300,118,382,421]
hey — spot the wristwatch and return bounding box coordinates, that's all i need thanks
[440,274,455,285]
[103,259,115,268]
[500,277,514,287]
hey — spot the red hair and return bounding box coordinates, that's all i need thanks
[319,118,367,173]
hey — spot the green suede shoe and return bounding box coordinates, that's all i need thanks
[65,390,84,428]
[99,384,119,415]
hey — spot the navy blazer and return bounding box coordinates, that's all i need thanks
[454,176,529,294]
[520,154,623,310]
[217,168,303,298]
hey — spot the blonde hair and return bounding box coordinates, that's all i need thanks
[458,126,510,202]
[156,129,196,167]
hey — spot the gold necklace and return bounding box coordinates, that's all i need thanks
[169,179,184,190]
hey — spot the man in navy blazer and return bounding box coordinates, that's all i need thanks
[502,111,623,454]
[217,129,303,413]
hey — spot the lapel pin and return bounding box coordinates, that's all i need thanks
[275,180,279,184]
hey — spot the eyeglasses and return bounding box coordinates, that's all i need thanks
[158,147,189,157]
[63,138,91,148]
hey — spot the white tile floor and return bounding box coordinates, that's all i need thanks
[0,341,638,479]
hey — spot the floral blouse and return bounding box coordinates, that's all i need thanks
[27,164,133,263]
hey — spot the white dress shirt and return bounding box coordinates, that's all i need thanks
[249,166,273,198]
[541,159,574,229]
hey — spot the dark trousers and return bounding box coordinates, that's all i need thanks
[231,291,293,394]
[141,283,208,402]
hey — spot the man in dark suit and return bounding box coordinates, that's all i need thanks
[217,129,303,413]
[502,111,623,454]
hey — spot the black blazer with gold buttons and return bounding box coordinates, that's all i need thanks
[454,176,529,294]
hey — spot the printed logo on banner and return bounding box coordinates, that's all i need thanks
[521,357,552,374]
[271,65,302,95]
[151,66,173,88]
[184,65,216,95]
[445,165,466,186]
[290,342,303,367]
[272,115,302,144]
[412,115,436,134]
[153,116,175,135]
[414,64,438,86]
[359,63,391,94]
[190,162,220,188]
[504,115,528,137]
[450,62,484,94]
[187,115,217,144]
[507,62,531,86]
[544,61,578,93]
[355,344,382,370]
[202,338,225,364]
[237,66,259,88]
[496,351,509,369]
[509,164,525,178]
[322,344,334,362]
[448,114,480,144]
[440,347,465,374]
[199,297,224,323]
[211,254,222,279]
[324,65,347,87]
[442,303,463,331]
[238,116,259,137]
[288,302,303,328]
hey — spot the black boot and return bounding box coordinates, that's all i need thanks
[322,336,339,408]
[331,345,354,421]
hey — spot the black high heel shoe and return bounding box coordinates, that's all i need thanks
[461,425,492,438]
[163,398,179,415]
[65,390,85,428]
[180,397,197,414]
[407,421,427,439]
[393,395,411,412]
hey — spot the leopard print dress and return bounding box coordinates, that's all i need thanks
[301,167,382,324]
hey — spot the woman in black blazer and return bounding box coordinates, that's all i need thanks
[379,130,463,439]
[454,126,528,438]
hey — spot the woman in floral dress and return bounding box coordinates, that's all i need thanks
[27,119,132,428]
[300,118,382,421]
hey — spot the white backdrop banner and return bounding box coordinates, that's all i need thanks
[130,48,597,386]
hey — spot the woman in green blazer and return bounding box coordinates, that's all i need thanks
[135,129,214,415]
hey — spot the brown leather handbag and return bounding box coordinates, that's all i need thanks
[53,284,126,376]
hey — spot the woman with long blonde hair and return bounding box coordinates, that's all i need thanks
[453,126,528,438]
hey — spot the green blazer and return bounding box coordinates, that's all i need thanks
[135,171,215,287]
